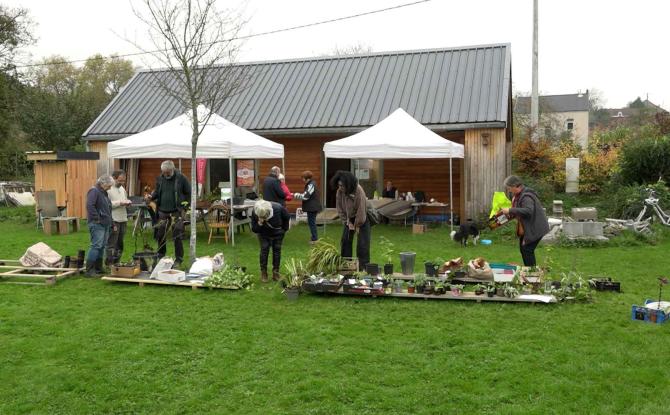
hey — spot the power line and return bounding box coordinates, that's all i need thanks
[15,0,431,69]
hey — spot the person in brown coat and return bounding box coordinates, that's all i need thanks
[330,170,370,270]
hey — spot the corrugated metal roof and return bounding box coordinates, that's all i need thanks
[83,44,511,140]
[515,92,589,114]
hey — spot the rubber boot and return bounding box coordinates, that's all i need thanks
[85,261,98,277]
[95,258,106,276]
[272,269,281,281]
[260,270,269,283]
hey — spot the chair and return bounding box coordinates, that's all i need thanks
[207,204,231,244]
[35,190,66,229]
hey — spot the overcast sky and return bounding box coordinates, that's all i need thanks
[7,0,670,109]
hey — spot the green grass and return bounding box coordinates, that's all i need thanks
[1,206,669,414]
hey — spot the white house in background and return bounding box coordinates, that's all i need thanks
[515,92,590,148]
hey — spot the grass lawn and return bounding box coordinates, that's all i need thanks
[1,206,669,414]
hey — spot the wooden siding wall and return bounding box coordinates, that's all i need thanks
[463,128,510,219]
[259,136,330,213]
[34,160,97,219]
[88,141,112,177]
[66,160,98,218]
[138,159,192,194]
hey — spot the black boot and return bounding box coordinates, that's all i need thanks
[85,261,98,277]
[95,258,106,275]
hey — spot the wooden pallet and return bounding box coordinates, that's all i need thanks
[0,260,82,286]
[101,276,239,290]
[315,289,556,304]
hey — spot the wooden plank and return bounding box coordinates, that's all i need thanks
[0,265,82,272]
[325,290,555,303]
[101,276,239,290]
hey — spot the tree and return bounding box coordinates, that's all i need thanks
[0,5,34,70]
[131,0,248,263]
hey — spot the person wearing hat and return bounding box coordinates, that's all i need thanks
[500,175,550,266]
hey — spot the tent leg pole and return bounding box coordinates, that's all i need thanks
[230,157,235,247]
[449,158,453,231]
[324,156,327,236]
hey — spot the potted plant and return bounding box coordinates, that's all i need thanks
[205,264,254,290]
[434,282,445,295]
[424,261,436,276]
[486,283,496,297]
[365,262,380,276]
[423,278,435,295]
[306,240,342,275]
[282,258,307,300]
[450,284,464,296]
[474,283,485,296]
[407,281,415,294]
[504,284,519,299]
[379,236,396,275]
[414,273,427,294]
[394,279,404,293]
[495,283,505,297]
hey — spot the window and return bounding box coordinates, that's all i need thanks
[566,118,574,130]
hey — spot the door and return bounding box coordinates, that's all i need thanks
[325,158,351,208]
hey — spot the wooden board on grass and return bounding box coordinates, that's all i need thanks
[0,260,82,286]
[321,289,556,304]
[101,276,239,290]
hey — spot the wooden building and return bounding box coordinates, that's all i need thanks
[27,151,100,219]
[83,44,513,220]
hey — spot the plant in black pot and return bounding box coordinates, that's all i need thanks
[474,284,486,296]
[379,236,396,276]
[365,263,380,276]
[424,261,436,277]
[281,258,307,301]
[486,283,496,297]
[423,278,435,295]
[414,273,427,294]
[434,282,445,295]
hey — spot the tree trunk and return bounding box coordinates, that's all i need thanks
[190,107,199,265]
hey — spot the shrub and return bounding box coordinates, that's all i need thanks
[619,136,670,185]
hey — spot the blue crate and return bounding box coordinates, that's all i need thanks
[631,300,669,324]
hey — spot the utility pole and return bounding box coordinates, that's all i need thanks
[530,0,539,142]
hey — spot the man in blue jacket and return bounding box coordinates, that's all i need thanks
[86,175,114,276]
[262,166,286,206]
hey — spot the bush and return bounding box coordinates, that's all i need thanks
[598,180,670,219]
[619,135,670,185]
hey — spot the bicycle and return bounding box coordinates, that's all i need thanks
[606,188,670,233]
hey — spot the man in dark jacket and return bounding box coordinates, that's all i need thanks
[145,160,192,267]
[86,175,114,276]
[251,200,290,282]
[262,166,286,206]
[294,170,322,243]
[501,175,550,266]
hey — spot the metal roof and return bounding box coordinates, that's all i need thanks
[83,44,512,140]
[515,92,589,114]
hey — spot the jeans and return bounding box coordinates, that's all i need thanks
[259,234,284,271]
[156,211,185,262]
[307,211,318,241]
[106,221,127,264]
[340,220,371,271]
[87,223,110,262]
[519,238,541,266]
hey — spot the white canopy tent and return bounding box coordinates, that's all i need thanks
[323,108,465,228]
[109,105,285,246]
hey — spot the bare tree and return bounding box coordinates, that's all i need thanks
[131,0,248,264]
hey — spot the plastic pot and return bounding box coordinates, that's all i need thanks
[424,262,437,276]
[365,263,380,276]
[384,263,394,275]
[399,252,416,275]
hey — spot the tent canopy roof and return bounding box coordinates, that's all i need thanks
[108,105,284,159]
[323,108,464,159]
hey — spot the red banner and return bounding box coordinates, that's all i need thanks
[196,159,206,184]
[236,160,254,186]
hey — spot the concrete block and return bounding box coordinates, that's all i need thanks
[572,207,598,221]
[582,222,604,237]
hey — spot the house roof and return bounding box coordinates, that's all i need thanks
[83,44,512,140]
[515,92,589,114]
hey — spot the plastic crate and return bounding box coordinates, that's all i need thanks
[302,279,343,293]
[589,278,621,292]
[631,300,669,324]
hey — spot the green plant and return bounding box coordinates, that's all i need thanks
[551,271,593,302]
[413,273,427,287]
[205,264,253,290]
[281,258,308,291]
[379,236,396,264]
[306,239,342,275]
[503,284,519,298]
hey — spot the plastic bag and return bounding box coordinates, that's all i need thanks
[489,191,512,218]
[189,257,214,277]
[212,253,224,271]
[467,258,494,281]
[150,257,174,279]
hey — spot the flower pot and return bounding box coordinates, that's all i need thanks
[394,282,404,293]
[423,285,435,295]
[407,286,415,294]
[365,263,380,276]
[424,262,436,276]
[451,287,463,296]
[384,263,394,275]
[475,289,485,296]
[399,252,416,275]
[284,288,300,301]
[487,290,495,298]
[385,286,393,294]
[416,284,425,294]
[496,287,505,297]
[435,287,445,295]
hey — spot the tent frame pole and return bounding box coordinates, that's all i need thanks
[230,156,235,247]
[449,157,453,231]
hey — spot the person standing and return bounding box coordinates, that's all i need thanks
[278,173,293,202]
[262,166,286,206]
[330,170,370,271]
[86,175,114,277]
[294,170,322,244]
[145,160,191,268]
[106,170,132,265]
[251,200,290,282]
[500,175,550,267]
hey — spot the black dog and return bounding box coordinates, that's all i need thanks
[450,220,480,247]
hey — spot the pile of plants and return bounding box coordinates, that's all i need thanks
[205,264,253,290]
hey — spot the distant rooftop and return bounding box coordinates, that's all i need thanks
[515,92,589,114]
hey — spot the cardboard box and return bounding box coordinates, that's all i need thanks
[111,264,140,278]
[412,223,427,234]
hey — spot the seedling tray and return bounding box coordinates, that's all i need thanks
[589,278,621,292]
[631,300,669,324]
[302,279,343,293]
